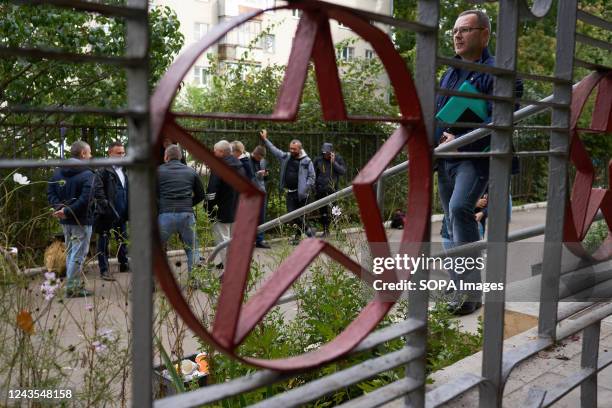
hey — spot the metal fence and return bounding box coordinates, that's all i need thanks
[0,1,610,407]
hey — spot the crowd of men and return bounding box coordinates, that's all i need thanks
[47,9,509,316]
[47,134,345,297]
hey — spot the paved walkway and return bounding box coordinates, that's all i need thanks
[12,205,612,406]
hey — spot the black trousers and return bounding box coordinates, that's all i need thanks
[315,190,333,230]
[286,192,311,237]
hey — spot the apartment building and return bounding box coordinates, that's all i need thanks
[151,0,393,87]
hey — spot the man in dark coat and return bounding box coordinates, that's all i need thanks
[95,141,129,281]
[205,140,246,269]
[313,142,346,236]
[250,145,270,248]
[230,140,254,181]
[48,140,103,297]
[158,144,206,273]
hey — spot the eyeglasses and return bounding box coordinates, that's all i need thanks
[452,26,485,36]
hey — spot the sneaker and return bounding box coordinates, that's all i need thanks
[119,263,130,272]
[66,288,93,298]
[215,263,224,270]
[255,241,271,249]
[100,272,116,281]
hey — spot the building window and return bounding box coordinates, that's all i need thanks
[365,49,374,59]
[263,34,275,54]
[338,46,354,61]
[193,22,209,42]
[292,9,302,18]
[222,19,262,48]
[193,66,209,87]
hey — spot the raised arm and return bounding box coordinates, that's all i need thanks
[259,129,286,161]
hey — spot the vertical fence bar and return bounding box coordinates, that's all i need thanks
[537,0,578,339]
[404,1,438,407]
[480,1,519,406]
[580,322,600,408]
[126,1,153,406]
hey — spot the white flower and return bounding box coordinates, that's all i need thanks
[84,303,94,311]
[13,173,30,185]
[304,342,322,352]
[40,270,59,301]
[331,205,342,217]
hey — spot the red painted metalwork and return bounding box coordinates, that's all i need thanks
[564,71,612,261]
[150,0,431,370]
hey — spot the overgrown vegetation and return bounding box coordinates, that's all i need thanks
[168,223,484,407]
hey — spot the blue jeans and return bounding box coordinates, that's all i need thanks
[158,212,198,272]
[62,224,93,290]
[438,160,488,302]
[97,221,128,274]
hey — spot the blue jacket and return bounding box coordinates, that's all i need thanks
[264,139,315,201]
[435,47,523,173]
[47,159,98,226]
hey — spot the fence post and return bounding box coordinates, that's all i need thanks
[480,0,520,406]
[537,0,578,340]
[404,1,438,407]
[126,1,154,406]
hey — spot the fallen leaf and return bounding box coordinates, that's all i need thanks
[16,310,34,335]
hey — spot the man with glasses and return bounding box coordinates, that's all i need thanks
[436,10,523,315]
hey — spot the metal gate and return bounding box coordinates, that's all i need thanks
[0,1,610,407]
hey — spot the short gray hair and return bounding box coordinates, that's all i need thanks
[289,139,302,147]
[458,9,491,33]
[165,144,182,161]
[230,140,245,154]
[214,140,231,155]
[70,140,90,158]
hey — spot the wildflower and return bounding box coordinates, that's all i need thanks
[331,205,342,217]
[92,341,107,353]
[84,303,94,311]
[303,342,322,352]
[13,173,30,185]
[98,328,114,341]
[40,274,59,301]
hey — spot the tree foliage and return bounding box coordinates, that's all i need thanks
[0,3,184,259]
[393,0,611,200]
[0,3,184,151]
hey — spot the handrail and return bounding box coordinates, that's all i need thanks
[205,79,586,264]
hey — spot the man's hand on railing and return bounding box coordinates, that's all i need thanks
[440,131,456,144]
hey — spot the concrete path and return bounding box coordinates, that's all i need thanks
[11,205,612,406]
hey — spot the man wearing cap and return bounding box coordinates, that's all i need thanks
[313,143,346,237]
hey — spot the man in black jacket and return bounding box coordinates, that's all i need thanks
[48,140,103,297]
[313,143,346,236]
[158,144,206,273]
[205,140,246,269]
[95,141,129,281]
